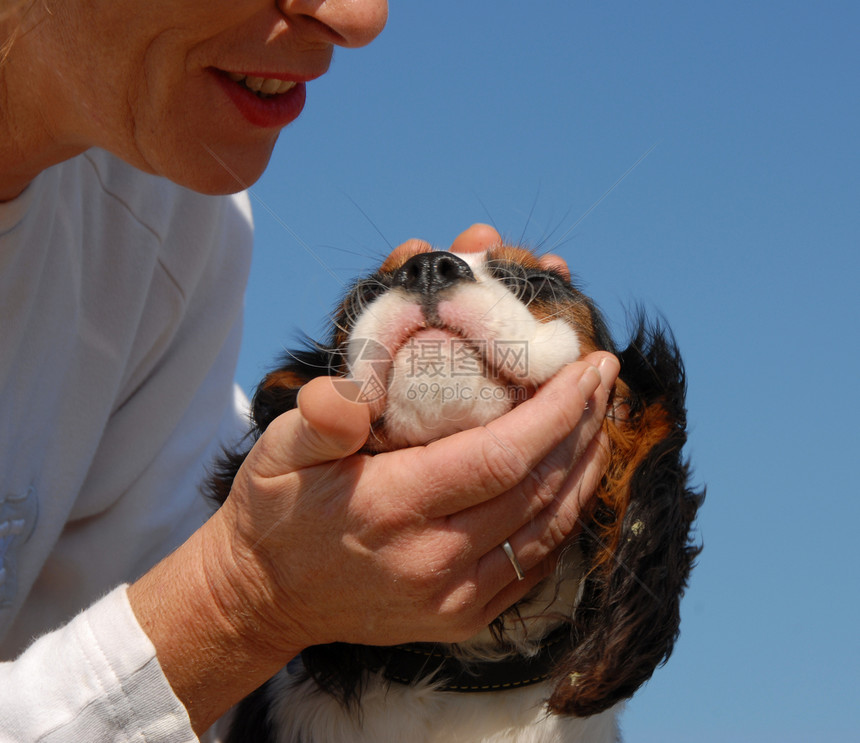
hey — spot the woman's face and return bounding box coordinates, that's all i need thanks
[13,0,387,193]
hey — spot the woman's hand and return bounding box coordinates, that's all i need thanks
[220,350,617,651]
[129,224,620,733]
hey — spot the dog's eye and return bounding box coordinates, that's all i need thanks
[341,274,392,320]
[488,260,526,285]
[525,270,570,295]
[488,261,533,300]
[488,260,573,304]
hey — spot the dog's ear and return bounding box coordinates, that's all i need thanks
[548,317,704,716]
[206,446,251,506]
[224,681,277,743]
[206,345,337,507]
[251,346,338,431]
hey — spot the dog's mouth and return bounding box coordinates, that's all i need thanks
[348,312,538,451]
[392,321,532,384]
[344,259,582,451]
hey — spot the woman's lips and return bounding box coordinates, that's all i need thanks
[214,69,308,129]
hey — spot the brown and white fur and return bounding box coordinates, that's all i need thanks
[210,245,703,743]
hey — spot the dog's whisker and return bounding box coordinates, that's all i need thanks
[544,142,659,257]
[341,191,395,252]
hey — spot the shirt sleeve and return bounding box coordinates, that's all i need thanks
[0,175,250,742]
[0,586,199,743]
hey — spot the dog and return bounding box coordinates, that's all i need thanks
[209,244,703,742]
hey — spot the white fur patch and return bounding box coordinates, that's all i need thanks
[347,252,581,448]
[266,664,621,743]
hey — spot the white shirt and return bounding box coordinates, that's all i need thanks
[0,149,253,741]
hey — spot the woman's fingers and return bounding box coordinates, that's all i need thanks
[426,432,611,632]
[429,425,610,632]
[446,224,572,285]
[537,252,571,281]
[480,428,610,592]
[448,223,501,253]
[248,377,370,478]
[411,352,617,519]
[379,238,433,269]
[383,224,502,264]
[449,381,612,562]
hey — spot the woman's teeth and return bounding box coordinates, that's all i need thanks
[226,72,297,97]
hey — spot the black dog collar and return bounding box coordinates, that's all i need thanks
[361,625,572,693]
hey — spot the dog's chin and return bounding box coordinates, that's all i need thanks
[363,328,537,451]
[379,377,513,450]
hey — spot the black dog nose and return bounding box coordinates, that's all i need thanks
[391,251,475,295]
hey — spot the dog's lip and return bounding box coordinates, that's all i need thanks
[395,321,468,349]
[358,295,489,370]
[390,321,480,363]
[350,298,541,423]
[386,320,528,390]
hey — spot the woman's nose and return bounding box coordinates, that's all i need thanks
[279,0,388,49]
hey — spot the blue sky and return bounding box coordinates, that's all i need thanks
[236,4,860,740]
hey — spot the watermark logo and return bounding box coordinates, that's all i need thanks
[404,380,532,405]
[487,341,529,378]
[1,487,38,609]
[336,337,392,404]
[401,337,529,380]
[334,336,531,404]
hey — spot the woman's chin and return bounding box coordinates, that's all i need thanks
[171,140,277,195]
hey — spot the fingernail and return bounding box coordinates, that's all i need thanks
[597,354,620,388]
[577,365,601,399]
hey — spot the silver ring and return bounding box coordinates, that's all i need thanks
[501,540,526,581]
